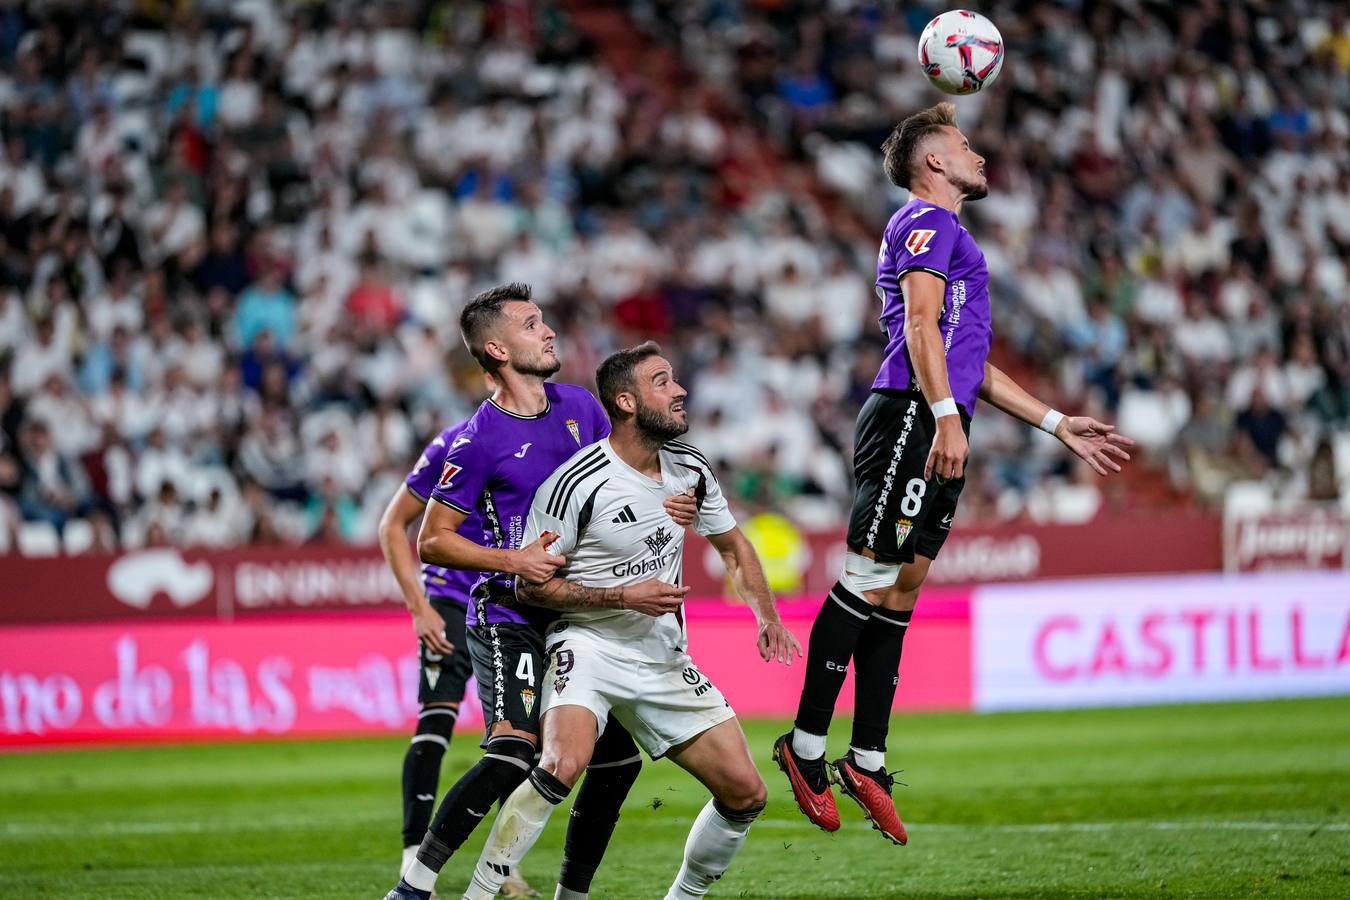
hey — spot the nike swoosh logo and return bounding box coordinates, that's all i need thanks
[466,808,487,818]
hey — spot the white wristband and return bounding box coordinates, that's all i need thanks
[931,397,959,419]
[1040,409,1065,435]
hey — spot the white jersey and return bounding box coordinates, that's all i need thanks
[520,437,737,662]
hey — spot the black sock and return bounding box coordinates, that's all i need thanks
[559,756,642,893]
[402,709,456,846]
[850,608,912,754]
[423,736,533,864]
[794,581,875,741]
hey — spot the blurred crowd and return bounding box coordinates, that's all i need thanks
[0,0,1347,554]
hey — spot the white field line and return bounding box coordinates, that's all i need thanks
[3,816,1348,838]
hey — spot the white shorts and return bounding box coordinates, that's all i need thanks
[541,625,737,759]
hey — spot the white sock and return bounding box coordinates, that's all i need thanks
[462,780,559,900]
[791,727,827,760]
[664,800,756,900]
[850,746,884,771]
[404,858,439,892]
[401,844,419,878]
[554,887,587,899]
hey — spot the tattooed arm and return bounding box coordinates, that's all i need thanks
[516,577,690,617]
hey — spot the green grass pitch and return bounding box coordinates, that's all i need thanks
[3,697,1349,899]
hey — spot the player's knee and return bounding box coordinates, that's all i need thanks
[840,552,900,603]
[716,770,767,814]
[539,751,588,789]
[412,704,458,747]
[482,734,537,785]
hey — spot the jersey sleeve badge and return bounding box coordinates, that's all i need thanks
[437,462,462,489]
[905,229,938,255]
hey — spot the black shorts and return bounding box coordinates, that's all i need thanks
[418,599,474,706]
[467,621,546,743]
[845,389,970,565]
[466,620,642,762]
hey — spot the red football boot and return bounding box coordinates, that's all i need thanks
[831,752,908,845]
[772,733,841,832]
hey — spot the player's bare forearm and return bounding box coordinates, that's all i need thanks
[417,502,516,573]
[515,577,626,611]
[708,527,801,664]
[979,361,1053,430]
[905,318,958,408]
[980,362,1136,475]
[377,485,431,613]
[708,528,779,625]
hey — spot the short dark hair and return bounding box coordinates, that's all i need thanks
[459,282,533,373]
[595,341,663,419]
[880,101,958,189]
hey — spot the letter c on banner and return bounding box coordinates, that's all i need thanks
[1034,615,1080,681]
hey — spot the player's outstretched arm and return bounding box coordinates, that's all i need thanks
[979,361,1136,476]
[377,483,452,655]
[418,501,563,581]
[706,527,802,665]
[515,577,689,616]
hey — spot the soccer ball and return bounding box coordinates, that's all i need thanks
[917,10,1005,95]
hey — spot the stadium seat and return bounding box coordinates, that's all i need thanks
[63,519,96,555]
[16,521,61,557]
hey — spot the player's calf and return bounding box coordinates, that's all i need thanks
[558,751,642,898]
[392,735,536,898]
[462,767,573,900]
[402,704,459,856]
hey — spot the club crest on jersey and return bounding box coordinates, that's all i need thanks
[565,418,581,446]
[553,675,569,694]
[644,526,673,557]
[905,229,937,255]
[438,462,462,489]
[520,687,536,717]
[895,518,915,546]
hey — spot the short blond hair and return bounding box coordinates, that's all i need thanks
[881,101,958,189]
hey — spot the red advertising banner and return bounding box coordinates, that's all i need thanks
[0,513,1221,626]
[1223,509,1349,573]
[0,596,972,747]
[0,545,407,625]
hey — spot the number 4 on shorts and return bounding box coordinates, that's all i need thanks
[516,654,535,686]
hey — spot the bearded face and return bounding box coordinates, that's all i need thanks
[634,392,688,443]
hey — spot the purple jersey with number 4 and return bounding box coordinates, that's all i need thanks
[873,197,993,417]
[405,422,481,605]
[430,382,611,627]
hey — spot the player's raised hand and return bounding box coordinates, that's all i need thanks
[513,532,565,583]
[1055,416,1136,476]
[924,417,969,482]
[664,489,698,527]
[757,621,803,666]
[412,604,455,656]
[620,580,691,617]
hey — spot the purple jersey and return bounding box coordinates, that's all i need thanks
[430,382,611,627]
[405,422,481,605]
[873,198,993,417]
